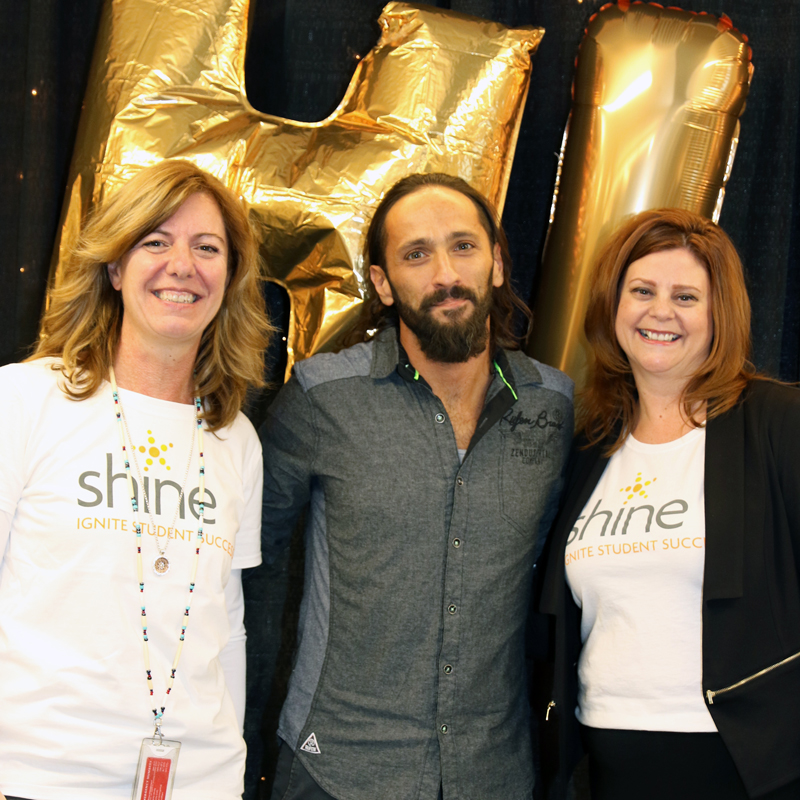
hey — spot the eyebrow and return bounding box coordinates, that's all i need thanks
[397,229,481,251]
[628,277,703,292]
[148,228,226,242]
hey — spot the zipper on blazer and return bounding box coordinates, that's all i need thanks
[545,700,556,721]
[706,649,800,705]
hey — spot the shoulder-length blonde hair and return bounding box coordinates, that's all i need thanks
[32,159,273,431]
[581,208,756,453]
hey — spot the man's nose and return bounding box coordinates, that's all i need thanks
[431,252,460,287]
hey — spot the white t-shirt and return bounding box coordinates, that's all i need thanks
[0,359,262,800]
[565,427,716,732]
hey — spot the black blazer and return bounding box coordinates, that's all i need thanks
[537,380,800,799]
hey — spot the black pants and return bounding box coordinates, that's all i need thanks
[581,725,800,800]
[270,743,444,800]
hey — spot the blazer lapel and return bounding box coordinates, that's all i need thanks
[704,402,746,599]
[539,443,609,613]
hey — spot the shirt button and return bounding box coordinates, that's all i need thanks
[452,538,461,548]
[443,664,452,674]
[440,724,449,734]
[448,604,457,614]
[456,476,464,486]
[435,413,445,423]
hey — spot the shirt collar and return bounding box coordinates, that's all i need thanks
[391,327,517,397]
[368,323,528,399]
[369,325,403,380]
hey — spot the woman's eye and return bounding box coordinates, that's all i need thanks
[676,294,696,302]
[143,239,164,249]
[198,244,219,253]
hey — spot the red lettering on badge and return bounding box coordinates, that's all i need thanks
[139,756,171,800]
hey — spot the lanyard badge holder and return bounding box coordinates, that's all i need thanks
[132,721,181,800]
[110,371,206,800]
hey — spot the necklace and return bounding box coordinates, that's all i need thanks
[119,398,196,576]
[109,366,207,733]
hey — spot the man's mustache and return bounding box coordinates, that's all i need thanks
[419,285,479,312]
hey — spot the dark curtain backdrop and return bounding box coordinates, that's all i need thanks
[1,2,798,799]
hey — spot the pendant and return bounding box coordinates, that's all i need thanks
[153,555,170,576]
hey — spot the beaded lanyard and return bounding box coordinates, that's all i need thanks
[109,367,206,735]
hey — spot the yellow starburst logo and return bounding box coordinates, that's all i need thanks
[134,430,175,472]
[619,472,656,505]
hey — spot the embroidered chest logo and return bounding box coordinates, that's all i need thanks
[500,407,563,464]
[509,446,550,465]
[500,407,564,433]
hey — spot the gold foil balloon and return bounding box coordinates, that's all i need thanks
[50,0,543,378]
[527,2,752,386]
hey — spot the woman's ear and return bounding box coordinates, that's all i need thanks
[107,261,122,290]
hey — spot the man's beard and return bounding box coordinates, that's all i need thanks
[390,278,494,363]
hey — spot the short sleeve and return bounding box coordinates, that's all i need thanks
[259,376,317,566]
[231,417,263,570]
[0,366,33,528]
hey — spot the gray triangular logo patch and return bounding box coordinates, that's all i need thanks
[300,732,321,754]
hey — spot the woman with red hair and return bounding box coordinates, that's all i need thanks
[539,208,800,799]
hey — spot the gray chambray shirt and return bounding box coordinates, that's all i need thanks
[261,326,573,800]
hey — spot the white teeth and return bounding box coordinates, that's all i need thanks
[639,329,679,342]
[155,290,197,304]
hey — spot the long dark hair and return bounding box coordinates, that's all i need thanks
[351,173,531,349]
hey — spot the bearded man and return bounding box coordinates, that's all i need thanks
[259,173,573,800]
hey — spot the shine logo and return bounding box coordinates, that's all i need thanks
[134,430,175,472]
[620,472,656,505]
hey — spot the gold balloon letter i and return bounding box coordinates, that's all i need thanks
[50,0,543,377]
[527,2,752,387]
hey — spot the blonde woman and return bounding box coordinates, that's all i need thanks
[0,160,271,800]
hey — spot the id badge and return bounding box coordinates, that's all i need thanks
[132,737,181,800]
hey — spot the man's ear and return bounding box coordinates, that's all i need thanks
[491,243,504,289]
[107,261,122,291]
[369,264,395,307]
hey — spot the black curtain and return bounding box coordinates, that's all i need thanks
[1,2,798,798]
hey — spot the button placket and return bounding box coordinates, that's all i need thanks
[438,407,467,761]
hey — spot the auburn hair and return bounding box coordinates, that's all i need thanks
[581,207,756,453]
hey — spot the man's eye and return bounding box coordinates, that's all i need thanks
[406,250,425,260]
[455,242,473,251]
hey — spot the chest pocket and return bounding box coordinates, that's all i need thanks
[499,426,564,537]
